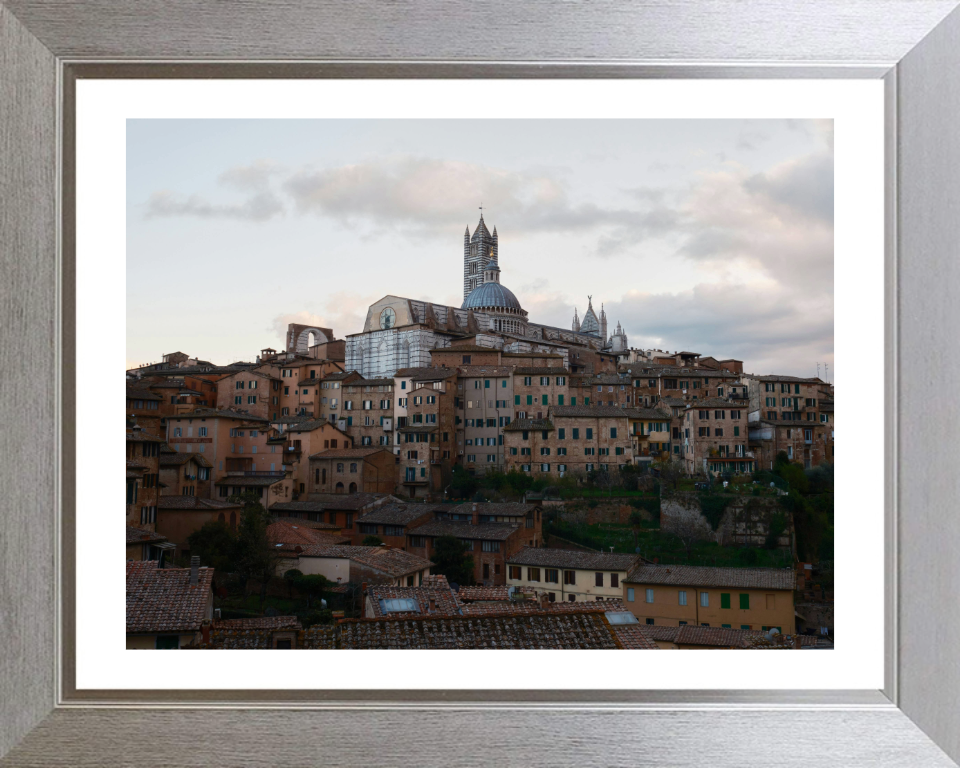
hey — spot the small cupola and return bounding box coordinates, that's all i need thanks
[483,259,500,284]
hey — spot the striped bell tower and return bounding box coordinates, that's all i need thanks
[463,206,498,301]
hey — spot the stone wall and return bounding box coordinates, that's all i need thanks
[660,491,792,549]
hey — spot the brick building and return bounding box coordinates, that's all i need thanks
[158,449,213,498]
[126,425,162,530]
[166,408,273,487]
[454,365,513,473]
[215,370,278,420]
[156,495,243,554]
[271,419,353,498]
[397,370,457,497]
[341,377,395,449]
[352,503,441,548]
[308,447,398,495]
[678,397,755,475]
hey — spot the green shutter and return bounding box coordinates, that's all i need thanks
[526,395,533,405]
[721,593,731,609]
[722,624,732,628]
[570,397,577,406]
[485,380,490,388]
[542,394,548,405]
[584,397,590,405]
[514,395,520,405]
[734,426,740,436]
[739,593,750,609]
[558,395,564,405]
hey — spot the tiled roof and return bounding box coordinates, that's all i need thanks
[512,367,570,376]
[168,408,269,423]
[572,373,623,385]
[625,564,796,591]
[457,365,514,377]
[544,598,628,613]
[407,519,520,541]
[304,493,394,510]
[673,625,757,647]
[126,388,162,401]
[508,547,640,571]
[395,366,459,381]
[355,503,440,526]
[688,397,743,408]
[397,425,438,434]
[159,453,212,468]
[126,460,147,470]
[550,405,631,419]
[156,496,241,510]
[126,526,168,545]
[214,475,285,487]
[337,612,633,649]
[612,624,661,650]
[308,447,390,459]
[126,561,213,634]
[285,420,336,433]
[269,515,342,531]
[637,625,681,643]
[433,344,500,353]
[298,545,432,577]
[366,585,462,617]
[621,407,673,420]
[460,600,541,616]
[323,371,360,381]
[457,585,511,601]
[300,625,338,649]
[503,419,554,432]
[269,501,333,513]
[213,616,302,630]
[125,430,163,443]
[267,520,350,551]
[746,375,823,384]
[501,352,564,359]
[449,502,538,517]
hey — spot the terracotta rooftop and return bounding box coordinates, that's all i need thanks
[266,519,350,552]
[125,526,168,546]
[307,447,391,459]
[503,419,554,432]
[366,584,462,618]
[304,493,394,510]
[337,612,643,650]
[297,545,433,578]
[125,430,164,443]
[625,564,796,591]
[159,452,212,468]
[621,407,673,420]
[456,365,515,377]
[126,560,213,634]
[126,388,162,400]
[512,366,570,376]
[449,502,538,517]
[551,405,631,419]
[508,547,640,572]
[213,475,286,487]
[456,585,511,602]
[407,519,520,541]
[168,408,269,423]
[355,503,441,526]
[213,616,302,631]
[156,496,241,511]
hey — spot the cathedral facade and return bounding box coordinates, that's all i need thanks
[343,213,627,378]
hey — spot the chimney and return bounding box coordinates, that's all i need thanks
[472,503,479,525]
[189,556,200,586]
[539,593,549,610]
[201,620,211,645]
[429,597,437,613]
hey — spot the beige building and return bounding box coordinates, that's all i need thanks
[308,447,398,495]
[678,397,755,475]
[622,564,797,633]
[285,544,433,588]
[506,548,641,603]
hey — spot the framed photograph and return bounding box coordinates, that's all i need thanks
[2,1,960,765]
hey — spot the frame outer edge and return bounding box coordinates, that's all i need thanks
[0,3,58,761]
[895,5,960,765]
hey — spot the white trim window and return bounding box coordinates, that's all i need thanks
[645,588,654,603]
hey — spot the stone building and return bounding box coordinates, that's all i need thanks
[126,424,162,530]
[340,377,395,449]
[396,369,457,497]
[308,447,398,495]
[456,365,515,473]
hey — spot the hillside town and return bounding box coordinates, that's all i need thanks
[126,214,835,650]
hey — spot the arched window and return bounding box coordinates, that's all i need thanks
[400,339,411,370]
[229,512,237,530]
[335,482,344,493]
[349,482,358,493]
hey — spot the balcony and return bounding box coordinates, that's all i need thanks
[225,470,287,477]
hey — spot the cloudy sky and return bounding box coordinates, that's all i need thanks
[127,118,833,377]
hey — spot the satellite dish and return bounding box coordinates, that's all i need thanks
[635,547,641,554]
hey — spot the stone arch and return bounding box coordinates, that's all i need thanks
[349,482,358,493]
[335,481,345,494]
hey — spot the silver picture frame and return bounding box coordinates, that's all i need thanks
[2,1,959,764]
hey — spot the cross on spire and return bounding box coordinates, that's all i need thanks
[479,202,484,218]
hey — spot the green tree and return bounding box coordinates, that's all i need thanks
[186,520,236,573]
[231,493,281,611]
[289,573,331,610]
[628,510,643,549]
[778,463,810,494]
[362,535,384,546]
[430,535,475,586]
[449,465,479,499]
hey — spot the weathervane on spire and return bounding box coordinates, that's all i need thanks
[479,202,484,218]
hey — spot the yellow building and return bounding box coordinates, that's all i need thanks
[622,564,796,634]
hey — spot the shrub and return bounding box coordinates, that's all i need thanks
[698,494,732,532]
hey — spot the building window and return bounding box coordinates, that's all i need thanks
[645,588,654,603]
[508,566,521,580]
[627,588,635,602]
[700,592,710,607]
[528,567,541,582]
[721,593,731,609]
[594,572,603,587]
[678,590,688,606]
[545,569,559,583]
[563,570,576,585]
[482,540,500,553]
[611,573,618,588]
[739,593,750,609]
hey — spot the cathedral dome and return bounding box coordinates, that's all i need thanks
[462,280,524,312]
